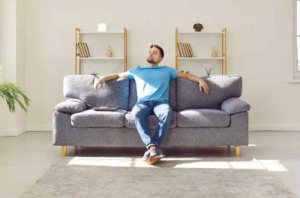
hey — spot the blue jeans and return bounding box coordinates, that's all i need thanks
[132,100,173,149]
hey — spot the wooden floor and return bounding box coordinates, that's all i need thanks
[0,131,299,198]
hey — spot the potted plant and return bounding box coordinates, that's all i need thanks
[0,65,30,113]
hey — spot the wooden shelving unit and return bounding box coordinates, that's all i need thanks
[77,57,124,60]
[175,27,227,75]
[75,27,128,75]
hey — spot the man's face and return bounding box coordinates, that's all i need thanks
[147,47,162,64]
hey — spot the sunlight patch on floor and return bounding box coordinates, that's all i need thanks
[257,160,288,172]
[68,156,270,169]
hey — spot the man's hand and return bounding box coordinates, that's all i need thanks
[199,79,210,94]
[93,77,105,90]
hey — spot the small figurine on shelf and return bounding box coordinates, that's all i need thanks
[180,70,190,74]
[91,72,98,76]
[106,46,113,57]
[205,67,213,76]
[211,46,218,57]
[193,23,204,32]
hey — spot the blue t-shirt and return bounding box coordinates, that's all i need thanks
[127,65,179,104]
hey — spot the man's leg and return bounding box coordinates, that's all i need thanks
[152,102,173,148]
[132,101,158,149]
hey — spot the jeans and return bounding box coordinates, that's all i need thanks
[132,100,173,149]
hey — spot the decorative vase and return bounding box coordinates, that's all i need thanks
[211,46,218,57]
[106,46,113,57]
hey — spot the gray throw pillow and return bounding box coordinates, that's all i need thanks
[221,97,251,114]
[55,98,87,114]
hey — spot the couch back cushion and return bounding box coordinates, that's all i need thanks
[128,79,177,111]
[177,75,242,111]
[63,75,129,110]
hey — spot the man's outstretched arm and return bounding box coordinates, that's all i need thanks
[93,72,130,90]
[175,72,210,94]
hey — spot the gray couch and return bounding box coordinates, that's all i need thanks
[53,74,251,157]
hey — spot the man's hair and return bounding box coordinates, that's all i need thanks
[150,44,164,58]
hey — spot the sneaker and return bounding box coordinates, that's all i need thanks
[142,149,151,161]
[149,147,166,158]
[143,147,166,165]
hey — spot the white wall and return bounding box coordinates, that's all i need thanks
[16,0,26,134]
[0,0,26,136]
[1,0,299,135]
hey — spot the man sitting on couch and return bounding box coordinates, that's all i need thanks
[94,44,210,165]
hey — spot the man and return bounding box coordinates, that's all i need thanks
[94,44,210,165]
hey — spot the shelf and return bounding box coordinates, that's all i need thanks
[77,31,124,34]
[75,27,128,74]
[77,57,124,60]
[175,27,227,74]
[178,31,224,34]
[178,57,225,60]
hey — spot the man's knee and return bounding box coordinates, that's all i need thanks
[132,107,140,118]
[132,105,149,118]
[132,110,142,118]
[160,108,172,118]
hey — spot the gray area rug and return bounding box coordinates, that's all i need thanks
[20,157,297,198]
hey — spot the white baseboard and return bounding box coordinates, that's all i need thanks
[0,126,27,136]
[249,125,300,131]
[26,125,52,132]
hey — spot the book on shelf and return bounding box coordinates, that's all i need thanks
[185,43,191,57]
[84,43,91,57]
[184,43,191,57]
[188,43,193,57]
[76,43,79,56]
[186,43,192,57]
[76,43,83,57]
[182,43,187,57]
[181,43,186,57]
[76,43,91,57]
[177,42,195,58]
[180,43,186,57]
[82,43,89,57]
[183,43,189,57]
[188,43,194,57]
[178,43,182,57]
[180,43,185,57]
[177,43,182,57]
[85,43,91,57]
[79,43,86,57]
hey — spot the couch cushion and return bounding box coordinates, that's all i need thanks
[125,111,177,129]
[177,109,230,127]
[128,79,177,111]
[63,75,129,110]
[177,75,242,111]
[71,109,126,128]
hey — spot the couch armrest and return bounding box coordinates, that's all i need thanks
[55,98,87,114]
[221,97,251,114]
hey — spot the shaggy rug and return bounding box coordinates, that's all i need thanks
[20,156,297,198]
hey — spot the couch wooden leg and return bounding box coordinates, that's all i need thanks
[235,146,240,157]
[62,146,67,157]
